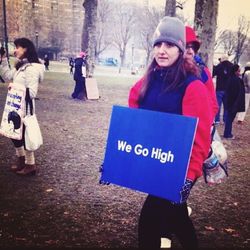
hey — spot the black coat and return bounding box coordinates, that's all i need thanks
[225,74,245,113]
[73,57,85,81]
[213,60,233,91]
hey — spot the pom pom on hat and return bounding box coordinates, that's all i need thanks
[152,16,186,53]
[79,51,86,57]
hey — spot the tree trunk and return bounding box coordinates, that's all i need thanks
[194,0,219,71]
[82,0,98,77]
[165,0,176,17]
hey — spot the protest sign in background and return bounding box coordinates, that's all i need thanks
[0,83,26,140]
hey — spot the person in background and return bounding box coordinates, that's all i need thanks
[237,61,250,123]
[223,64,245,139]
[212,55,233,124]
[71,51,87,100]
[69,57,74,74]
[129,16,211,249]
[44,54,49,71]
[0,38,44,175]
[185,25,218,125]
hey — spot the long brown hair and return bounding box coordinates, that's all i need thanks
[138,53,200,103]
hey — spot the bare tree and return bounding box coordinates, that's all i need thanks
[48,30,66,59]
[95,0,114,61]
[239,37,250,64]
[165,0,185,17]
[165,0,176,16]
[112,2,136,73]
[82,0,98,77]
[214,28,227,51]
[234,15,250,63]
[216,30,236,57]
[136,6,163,65]
[215,15,250,63]
[194,0,219,71]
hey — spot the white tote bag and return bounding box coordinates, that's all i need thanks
[24,88,43,151]
[23,114,43,151]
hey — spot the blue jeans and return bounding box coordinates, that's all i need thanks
[215,91,227,123]
[223,111,237,138]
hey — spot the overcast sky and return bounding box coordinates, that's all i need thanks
[145,0,250,32]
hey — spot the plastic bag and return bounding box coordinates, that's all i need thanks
[203,129,228,184]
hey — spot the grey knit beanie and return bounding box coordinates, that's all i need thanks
[152,16,186,53]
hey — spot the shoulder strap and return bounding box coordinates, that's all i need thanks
[211,124,216,140]
[25,88,33,115]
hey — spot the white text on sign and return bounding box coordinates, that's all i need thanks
[117,140,174,164]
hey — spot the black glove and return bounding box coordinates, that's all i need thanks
[99,163,110,185]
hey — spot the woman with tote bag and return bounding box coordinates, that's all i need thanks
[0,38,44,176]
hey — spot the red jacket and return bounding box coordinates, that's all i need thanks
[128,77,211,181]
[203,67,219,124]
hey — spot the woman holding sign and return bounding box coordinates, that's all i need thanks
[129,17,211,249]
[0,38,44,176]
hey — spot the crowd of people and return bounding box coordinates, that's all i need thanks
[213,55,249,139]
[0,15,249,249]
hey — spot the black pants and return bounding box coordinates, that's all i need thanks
[11,125,25,148]
[223,111,237,138]
[72,77,87,100]
[138,195,198,249]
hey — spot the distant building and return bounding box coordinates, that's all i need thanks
[0,0,84,59]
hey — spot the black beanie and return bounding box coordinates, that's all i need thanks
[152,16,186,53]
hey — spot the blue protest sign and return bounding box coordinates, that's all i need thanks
[101,105,198,203]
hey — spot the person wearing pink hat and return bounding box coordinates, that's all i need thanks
[71,51,87,100]
[79,51,86,58]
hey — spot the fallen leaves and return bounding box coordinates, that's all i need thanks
[205,226,215,231]
[15,237,27,241]
[224,228,236,233]
[205,226,238,237]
